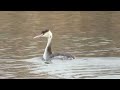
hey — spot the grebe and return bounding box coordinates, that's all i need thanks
[34,29,75,61]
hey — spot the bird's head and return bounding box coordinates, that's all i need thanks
[34,29,52,39]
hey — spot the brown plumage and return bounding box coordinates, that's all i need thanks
[41,29,49,35]
[34,29,75,61]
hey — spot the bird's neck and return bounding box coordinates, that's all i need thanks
[43,36,52,60]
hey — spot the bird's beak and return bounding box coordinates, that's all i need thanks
[33,34,43,39]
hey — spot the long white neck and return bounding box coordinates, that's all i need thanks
[43,35,52,60]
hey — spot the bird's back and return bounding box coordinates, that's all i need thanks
[49,52,75,60]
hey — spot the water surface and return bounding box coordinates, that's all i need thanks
[0,11,120,79]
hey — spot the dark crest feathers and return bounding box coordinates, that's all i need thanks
[41,29,49,34]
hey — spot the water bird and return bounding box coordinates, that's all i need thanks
[34,29,75,61]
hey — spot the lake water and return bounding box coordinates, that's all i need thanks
[0,11,120,79]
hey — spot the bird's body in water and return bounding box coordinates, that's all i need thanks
[34,29,75,61]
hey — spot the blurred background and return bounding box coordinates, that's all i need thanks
[0,11,120,59]
[1,11,120,79]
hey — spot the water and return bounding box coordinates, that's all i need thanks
[0,11,120,79]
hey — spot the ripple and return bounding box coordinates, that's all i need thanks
[24,57,120,79]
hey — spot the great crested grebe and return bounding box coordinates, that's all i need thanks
[34,29,75,61]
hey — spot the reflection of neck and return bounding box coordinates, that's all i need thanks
[43,36,52,60]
